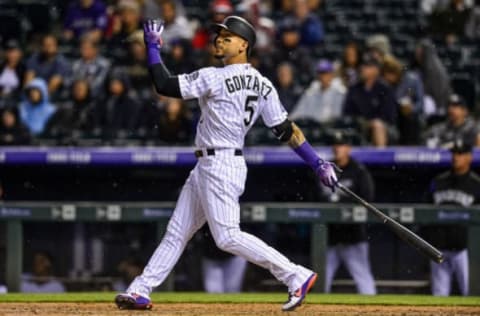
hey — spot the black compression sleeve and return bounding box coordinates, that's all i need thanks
[271,119,293,142]
[149,63,182,98]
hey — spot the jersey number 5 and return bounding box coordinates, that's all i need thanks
[244,95,258,126]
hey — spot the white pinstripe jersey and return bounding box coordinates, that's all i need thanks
[178,63,287,148]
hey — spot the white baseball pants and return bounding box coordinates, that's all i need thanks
[128,150,312,297]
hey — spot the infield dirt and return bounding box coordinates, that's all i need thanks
[0,303,479,316]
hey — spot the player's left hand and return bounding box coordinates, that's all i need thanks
[143,19,164,48]
[315,159,340,192]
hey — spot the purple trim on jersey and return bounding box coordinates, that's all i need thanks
[146,44,162,65]
[294,141,322,169]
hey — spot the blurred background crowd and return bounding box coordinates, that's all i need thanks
[1,0,479,147]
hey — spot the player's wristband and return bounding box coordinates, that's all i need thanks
[294,141,323,170]
[146,44,162,65]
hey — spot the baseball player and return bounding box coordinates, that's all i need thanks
[421,138,480,296]
[115,16,338,311]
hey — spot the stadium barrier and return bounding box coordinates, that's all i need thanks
[1,202,479,294]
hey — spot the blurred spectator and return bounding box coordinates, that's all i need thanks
[465,5,480,39]
[156,97,192,144]
[428,0,473,44]
[365,34,392,63]
[143,0,186,20]
[112,257,143,292]
[108,0,142,63]
[413,39,451,115]
[164,38,196,75]
[0,107,31,146]
[236,0,276,53]
[19,78,57,136]
[319,132,376,295]
[291,0,324,47]
[0,179,3,200]
[343,54,397,147]
[24,35,70,98]
[93,72,139,139]
[21,251,65,293]
[269,17,314,85]
[160,0,194,51]
[382,55,424,145]
[46,79,96,138]
[424,94,480,148]
[200,226,247,293]
[121,30,152,102]
[63,0,108,43]
[290,59,346,124]
[0,40,26,104]
[336,42,361,87]
[192,0,234,50]
[274,62,303,113]
[421,138,480,296]
[71,36,111,98]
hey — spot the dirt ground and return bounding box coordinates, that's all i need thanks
[0,303,479,316]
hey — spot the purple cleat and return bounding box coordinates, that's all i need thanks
[115,293,153,310]
[282,273,318,311]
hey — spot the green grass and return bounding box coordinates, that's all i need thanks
[0,293,479,306]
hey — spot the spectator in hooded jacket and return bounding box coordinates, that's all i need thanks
[0,106,31,145]
[19,78,57,136]
[413,39,452,116]
[93,72,139,140]
[274,62,303,113]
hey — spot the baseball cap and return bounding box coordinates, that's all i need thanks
[449,138,473,154]
[361,52,380,67]
[316,59,334,73]
[4,39,20,50]
[212,0,233,14]
[447,94,467,108]
[332,131,352,146]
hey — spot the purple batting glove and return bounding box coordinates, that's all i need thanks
[143,19,164,48]
[315,159,340,192]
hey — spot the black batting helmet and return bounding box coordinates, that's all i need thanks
[211,15,256,55]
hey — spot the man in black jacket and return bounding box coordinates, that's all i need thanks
[319,132,376,294]
[422,138,480,296]
[343,53,397,147]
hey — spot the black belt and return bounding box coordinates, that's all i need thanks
[194,149,243,158]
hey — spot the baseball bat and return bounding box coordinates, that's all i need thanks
[336,182,444,263]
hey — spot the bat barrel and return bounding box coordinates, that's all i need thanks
[337,183,444,263]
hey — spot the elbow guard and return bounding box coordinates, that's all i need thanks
[271,119,293,142]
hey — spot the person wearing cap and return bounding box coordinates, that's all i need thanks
[107,0,143,63]
[343,53,397,147]
[424,93,480,148]
[318,132,376,295]
[421,138,480,296]
[192,0,234,50]
[269,17,314,86]
[290,59,346,125]
[0,40,25,102]
[382,55,424,145]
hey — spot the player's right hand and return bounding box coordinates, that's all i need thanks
[315,159,340,192]
[143,19,164,48]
